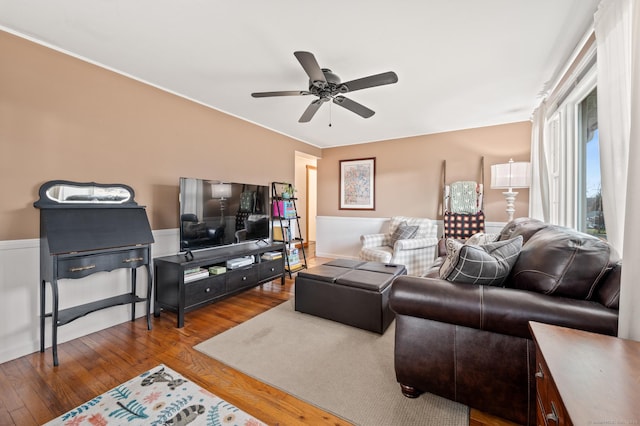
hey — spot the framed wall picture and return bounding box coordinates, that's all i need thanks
[339,157,375,210]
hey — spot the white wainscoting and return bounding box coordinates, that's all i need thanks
[1,219,507,364]
[0,229,178,364]
[315,216,507,259]
[484,221,508,235]
[316,216,389,259]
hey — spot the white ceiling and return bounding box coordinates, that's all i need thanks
[1,0,600,148]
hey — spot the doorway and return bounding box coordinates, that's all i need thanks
[295,152,318,258]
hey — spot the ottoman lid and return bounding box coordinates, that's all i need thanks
[324,259,366,269]
[336,270,396,292]
[357,262,406,276]
[297,265,352,282]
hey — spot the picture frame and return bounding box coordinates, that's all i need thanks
[339,157,375,210]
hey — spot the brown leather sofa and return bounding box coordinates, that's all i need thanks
[389,218,621,425]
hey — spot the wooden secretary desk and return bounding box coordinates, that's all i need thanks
[34,180,154,366]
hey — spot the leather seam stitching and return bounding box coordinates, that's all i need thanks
[453,325,457,400]
[479,286,484,330]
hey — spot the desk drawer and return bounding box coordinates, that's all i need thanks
[58,248,149,279]
[536,348,570,426]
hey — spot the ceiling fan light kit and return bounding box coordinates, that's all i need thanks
[251,51,398,123]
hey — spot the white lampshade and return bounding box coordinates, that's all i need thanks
[491,159,531,190]
[211,183,232,199]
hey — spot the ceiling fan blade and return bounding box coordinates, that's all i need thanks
[294,51,327,87]
[251,90,310,98]
[299,99,324,123]
[340,71,398,93]
[333,96,375,119]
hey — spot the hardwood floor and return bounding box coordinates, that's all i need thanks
[0,257,517,426]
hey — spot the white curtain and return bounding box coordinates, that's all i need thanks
[529,102,550,222]
[619,1,640,340]
[595,0,640,340]
[594,0,632,256]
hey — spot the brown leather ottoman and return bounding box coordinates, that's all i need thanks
[294,259,406,333]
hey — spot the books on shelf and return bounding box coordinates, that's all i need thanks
[272,225,291,242]
[284,203,297,219]
[184,267,210,283]
[262,251,283,260]
[272,200,297,218]
[208,266,226,275]
[287,247,300,265]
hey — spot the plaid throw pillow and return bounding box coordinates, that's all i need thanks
[389,222,419,247]
[441,236,523,286]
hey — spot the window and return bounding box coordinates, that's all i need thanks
[543,60,601,232]
[579,88,606,237]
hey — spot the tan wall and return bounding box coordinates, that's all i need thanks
[317,122,532,222]
[0,30,321,241]
[1,29,532,242]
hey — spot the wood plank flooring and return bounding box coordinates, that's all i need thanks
[0,257,517,426]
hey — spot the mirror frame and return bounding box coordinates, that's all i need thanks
[34,180,139,208]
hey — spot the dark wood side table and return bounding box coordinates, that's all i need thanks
[529,321,640,425]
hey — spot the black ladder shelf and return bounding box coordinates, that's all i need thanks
[271,182,307,277]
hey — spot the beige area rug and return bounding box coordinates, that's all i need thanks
[195,300,468,426]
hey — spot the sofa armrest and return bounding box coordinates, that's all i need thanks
[394,237,439,251]
[360,233,390,248]
[389,276,619,339]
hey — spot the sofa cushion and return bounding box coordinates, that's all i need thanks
[508,226,613,300]
[440,236,523,286]
[498,217,548,244]
[389,222,418,246]
[595,261,621,309]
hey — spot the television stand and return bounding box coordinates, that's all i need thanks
[154,241,285,328]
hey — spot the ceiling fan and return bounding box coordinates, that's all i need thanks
[251,51,398,123]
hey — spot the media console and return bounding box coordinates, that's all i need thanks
[153,241,285,327]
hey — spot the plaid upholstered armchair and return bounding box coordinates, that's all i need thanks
[359,216,439,276]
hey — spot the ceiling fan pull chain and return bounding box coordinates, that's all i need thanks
[329,101,332,127]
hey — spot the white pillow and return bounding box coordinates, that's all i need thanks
[466,232,499,246]
[439,238,465,278]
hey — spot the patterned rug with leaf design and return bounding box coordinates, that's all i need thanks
[43,364,265,426]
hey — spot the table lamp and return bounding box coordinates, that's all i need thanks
[491,159,531,222]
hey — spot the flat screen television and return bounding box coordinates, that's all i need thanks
[179,177,270,253]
